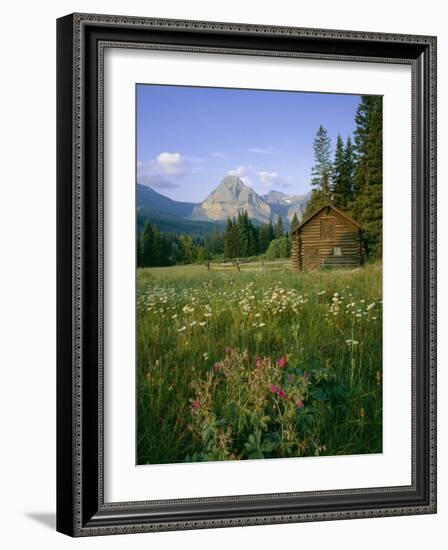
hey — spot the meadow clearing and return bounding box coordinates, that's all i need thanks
[137,260,382,464]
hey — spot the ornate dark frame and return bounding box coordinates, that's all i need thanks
[56,13,437,537]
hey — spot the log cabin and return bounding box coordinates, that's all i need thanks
[291,204,362,271]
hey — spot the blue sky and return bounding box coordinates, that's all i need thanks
[136,84,361,203]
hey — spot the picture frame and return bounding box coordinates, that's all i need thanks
[56,13,437,537]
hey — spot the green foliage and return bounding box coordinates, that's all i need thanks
[311,125,333,196]
[136,263,383,464]
[223,211,275,259]
[274,215,285,239]
[290,212,299,232]
[264,237,291,260]
[303,189,329,218]
[348,96,383,259]
[332,135,355,210]
[303,125,334,218]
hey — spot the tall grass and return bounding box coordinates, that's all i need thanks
[137,262,382,464]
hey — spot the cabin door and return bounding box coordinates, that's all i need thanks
[304,246,320,271]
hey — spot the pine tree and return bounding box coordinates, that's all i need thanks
[151,226,162,266]
[274,215,284,239]
[311,125,333,196]
[349,96,383,258]
[136,236,142,267]
[343,136,355,199]
[237,211,250,257]
[304,125,333,218]
[223,217,233,258]
[258,224,270,253]
[303,189,327,218]
[267,219,275,242]
[140,221,155,267]
[290,212,299,232]
[224,217,239,258]
[332,134,347,209]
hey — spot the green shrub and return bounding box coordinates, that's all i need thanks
[264,237,291,260]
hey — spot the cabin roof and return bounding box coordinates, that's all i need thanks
[291,203,361,233]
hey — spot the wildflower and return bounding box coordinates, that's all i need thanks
[199,321,206,327]
[213,363,221,373]
[277,388,286,399]
[270,384,277,393]
[255,358,262,369]
[345,339,359,345]
[178,326,186,333]
[191,400,200,412]
[225,346,233,354]
[276,356,287,368]
[203,352,209,360]
[296,399,304,410]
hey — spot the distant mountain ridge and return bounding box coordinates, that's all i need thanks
[262,189,311,223]
[136,176,310,234]
[137,184,196,218]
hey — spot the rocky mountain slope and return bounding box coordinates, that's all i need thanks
[190,175,272,223]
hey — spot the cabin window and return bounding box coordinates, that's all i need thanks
[333,246,342,256]
[320,219,335,239]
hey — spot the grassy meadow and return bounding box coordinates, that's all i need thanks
[137,261,382,464]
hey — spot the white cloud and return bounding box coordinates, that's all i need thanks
[227,165,254,186]
[248,147,273,154]
[257,171,291,189]
[228,165,252,177]
[137,152,189,188]
[155,152,189,176]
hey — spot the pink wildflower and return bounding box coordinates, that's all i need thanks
[276,356,287,368]
[296,399,304,410]
[270,384,277,393]
[191,400,200,412]
[277,388,286,399]
[255,357,262,369]
[213,363,221,373]
[225,346,233,354]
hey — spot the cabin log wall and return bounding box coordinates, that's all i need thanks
[291,206,361,271]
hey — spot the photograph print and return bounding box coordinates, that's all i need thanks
[136,84,383,465]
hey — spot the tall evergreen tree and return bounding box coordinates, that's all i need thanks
[332,135,348,209]
[290,212,299,232]
[140,221,155,267]
[223,217,235,258]
[311,125,333,196]
[274,215,285,239]
[136,236,142,267]
[349,96,383,258]
[267,219,275,242]
[258,224,270,253]
[304,125,333,217]
[343,136,355,196]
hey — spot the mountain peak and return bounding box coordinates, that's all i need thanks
[190,175,271,223]
[218,175,247,190]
